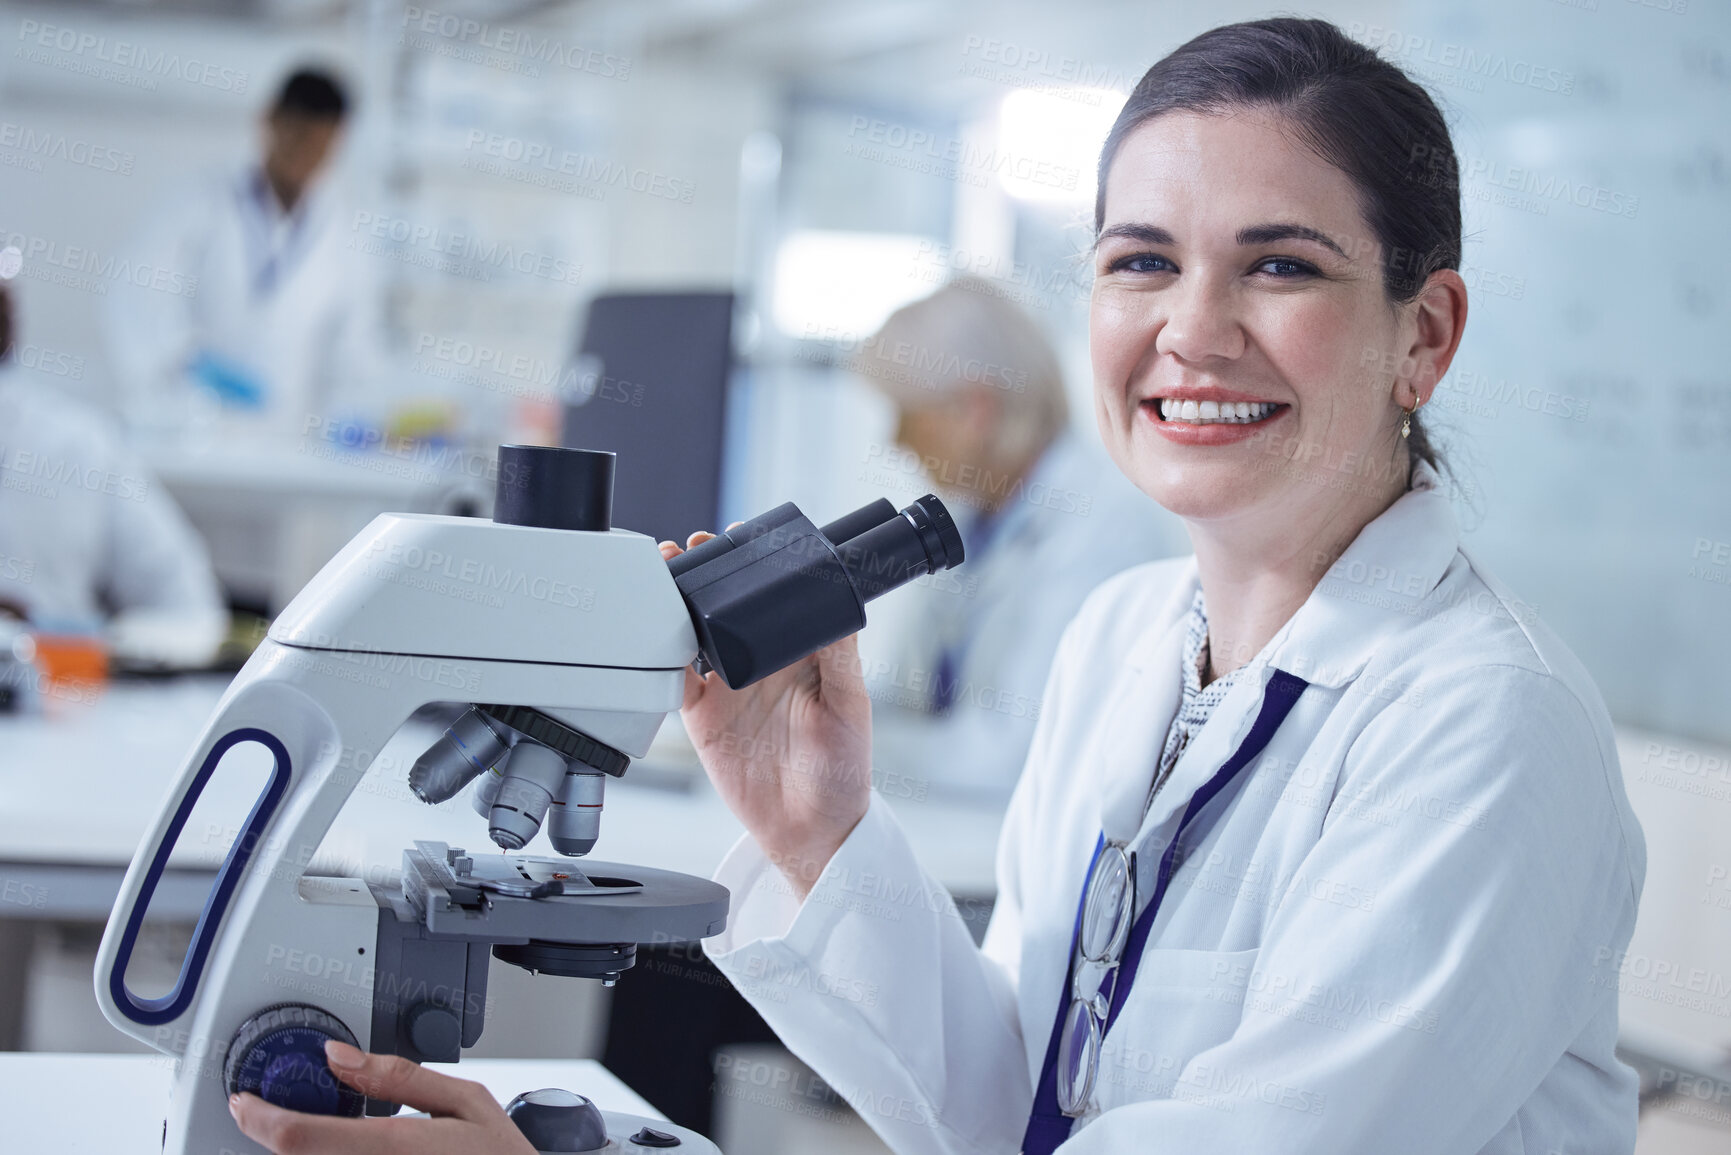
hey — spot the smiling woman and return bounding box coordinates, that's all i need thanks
[1090,18,1456,525]
[1085,20,1471,677]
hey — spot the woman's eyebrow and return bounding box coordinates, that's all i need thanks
[1096,223,1176,246]
[1236,222,1349,258]
[1097,221,1350,260]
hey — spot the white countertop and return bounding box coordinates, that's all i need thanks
[139,439,467,502]
[0,1052,661,1154]
[1610,727,1731,1062]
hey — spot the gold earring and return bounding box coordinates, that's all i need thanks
[1400,404,1413,439]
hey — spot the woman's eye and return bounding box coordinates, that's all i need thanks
[1257,257,1316,278]
[1107,253,1174,275]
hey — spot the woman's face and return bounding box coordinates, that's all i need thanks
[1091,108,1434,528]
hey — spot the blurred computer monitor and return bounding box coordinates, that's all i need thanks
[560,291,734,546]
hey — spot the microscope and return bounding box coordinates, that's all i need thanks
[94,445,963,1155]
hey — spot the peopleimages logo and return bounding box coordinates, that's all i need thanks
[0,228,197,298]
[15,19,249,92]
[1346,23,1575,95]
[1460,157,1639,219]
[461,131,694,204]
[400,7,631,80]
[0,442,149,501]
[0,121,133,174]
[845,116,1080,192]
[348,212,583,285]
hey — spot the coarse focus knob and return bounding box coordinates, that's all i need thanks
[504,1087,610,1153]
[224,1003,364,1117]
[493,445,615,532]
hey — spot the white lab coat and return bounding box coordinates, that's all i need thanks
[0,369,225,661]
[859,432,1190,798]
[103,164,379,436]
[704,459,1647,1153]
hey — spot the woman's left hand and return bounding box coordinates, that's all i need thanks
[229,1039,538,1155]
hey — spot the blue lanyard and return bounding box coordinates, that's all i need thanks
[1021,668,1310,1155]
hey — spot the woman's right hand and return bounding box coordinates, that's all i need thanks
[660,531,874,900]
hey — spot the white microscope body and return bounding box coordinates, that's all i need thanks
[93,445,964,1155]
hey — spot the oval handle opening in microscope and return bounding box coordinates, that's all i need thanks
[107,728,292,1026]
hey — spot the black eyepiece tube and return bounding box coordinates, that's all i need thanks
[818,498,897,548]
[832,496,964,602]
[665,501,804,579]
[669,492,966,689]
[903,494,964,571]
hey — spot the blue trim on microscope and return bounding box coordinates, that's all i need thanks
[108,727,293,1026]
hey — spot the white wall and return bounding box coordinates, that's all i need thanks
[1388,0,1731,741]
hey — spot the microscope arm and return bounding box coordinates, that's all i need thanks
[92,637,690,1060]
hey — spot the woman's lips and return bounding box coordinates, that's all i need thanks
[1139,397,1289,445]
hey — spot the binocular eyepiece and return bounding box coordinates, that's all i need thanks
[667,491,964,689]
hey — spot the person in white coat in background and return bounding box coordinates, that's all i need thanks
[0,280,225,666]
[103,66,376,439]
[229,17,1646,1155]
[855,279,1189,799]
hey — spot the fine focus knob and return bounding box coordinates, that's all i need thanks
[224,1003,365,1117]
[493,445,615,532]
[504,1088,610,1153]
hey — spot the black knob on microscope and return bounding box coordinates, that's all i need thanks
[504,1088,611,1153]
[403,1001,463,1061]
[493,444,615,532]
[224,1003,366,1117]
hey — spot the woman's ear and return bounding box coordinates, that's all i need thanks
[1392,269,1469,408]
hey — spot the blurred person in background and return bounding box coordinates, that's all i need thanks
[0,279,226,667]
[855,278,1188,797]
[104,66,379,439]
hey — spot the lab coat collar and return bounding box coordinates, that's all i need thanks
[1096,459,1460,846]
[1266,457,1460,690]
[1113,458,1458,688]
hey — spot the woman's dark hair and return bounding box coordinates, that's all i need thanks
[1096,17,1458,476]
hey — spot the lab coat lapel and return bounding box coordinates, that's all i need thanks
[1094,570,1196,846]
[1134,661,1276,841]
[1268,459,1462,689]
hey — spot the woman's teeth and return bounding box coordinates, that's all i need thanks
[1157,398,1279,424]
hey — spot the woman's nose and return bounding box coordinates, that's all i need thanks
[1152,274,1245,363]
